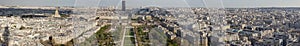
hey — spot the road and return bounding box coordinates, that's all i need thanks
[119,11,135,46]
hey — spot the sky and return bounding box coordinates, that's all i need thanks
[0,0,300,8]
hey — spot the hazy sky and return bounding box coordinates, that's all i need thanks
[0,0,300,8]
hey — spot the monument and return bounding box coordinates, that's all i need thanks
[53,7,61,17]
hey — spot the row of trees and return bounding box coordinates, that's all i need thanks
[95,25,115,46]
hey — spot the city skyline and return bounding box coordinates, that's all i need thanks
[1,0,300,8]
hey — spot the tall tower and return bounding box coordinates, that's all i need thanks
[54,7,61,17]
[122,0,126,11]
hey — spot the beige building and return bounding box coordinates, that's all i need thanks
[53,7,61,17]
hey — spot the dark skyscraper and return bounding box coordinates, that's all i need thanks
[122,0,126,11]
